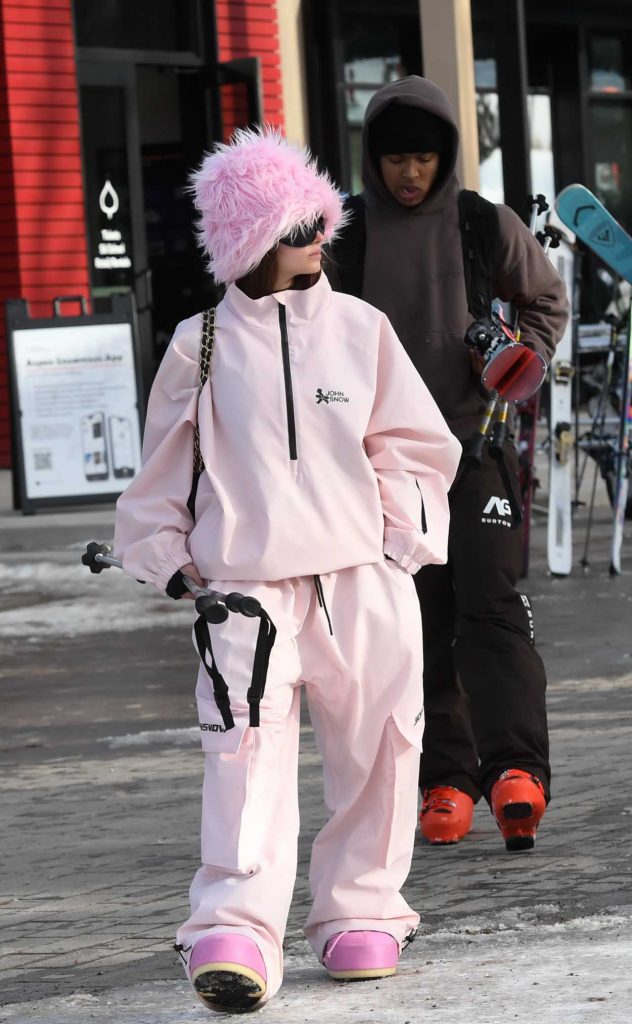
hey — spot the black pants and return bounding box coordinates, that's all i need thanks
[416,442,551,804]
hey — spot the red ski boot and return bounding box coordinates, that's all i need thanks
[491,769,546,852]
[419,786,474,845]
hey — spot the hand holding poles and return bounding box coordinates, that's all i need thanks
[81,541,261,623]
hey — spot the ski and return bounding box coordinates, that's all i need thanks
[610,312,632,575]
[546,231,575,575]
[556,184,632,574]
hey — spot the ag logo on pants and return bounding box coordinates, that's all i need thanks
[481,495,512,527]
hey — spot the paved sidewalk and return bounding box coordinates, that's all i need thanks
[1,467,631,1022]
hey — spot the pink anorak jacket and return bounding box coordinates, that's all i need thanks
[114,274,461,589]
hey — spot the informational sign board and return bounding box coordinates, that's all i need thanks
[6,294,144,513]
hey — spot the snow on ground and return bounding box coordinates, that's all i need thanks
[3,915,630,1024]
[0,561,194,639]
[100,726,201,749]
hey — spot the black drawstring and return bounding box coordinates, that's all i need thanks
[313,575,334,635]
[194,609,277,730]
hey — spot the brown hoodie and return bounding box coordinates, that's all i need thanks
[332,75,569,440]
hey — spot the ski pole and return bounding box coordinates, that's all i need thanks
[489,398,510,453]
[464,393,498,465]
[81,541,262,622]
[527,193,549,236]
[536,224,562,259]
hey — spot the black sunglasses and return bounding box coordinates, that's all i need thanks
[279,215,325,247]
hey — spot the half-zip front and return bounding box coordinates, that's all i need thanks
[278,304,298,460]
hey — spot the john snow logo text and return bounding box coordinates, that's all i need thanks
[200,722,226,734]
[316,388,350,404]
[481,495,512,527]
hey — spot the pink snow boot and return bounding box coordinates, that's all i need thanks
[323,930,399,981]
[187,933,267,1012]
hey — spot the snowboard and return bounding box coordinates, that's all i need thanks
[555,184,632,284]
[556,184,632,574]
[546,234,575,576]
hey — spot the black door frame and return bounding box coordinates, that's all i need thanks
[73,0,219,397]
[77,60,162,397]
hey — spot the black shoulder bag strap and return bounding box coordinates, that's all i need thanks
[458,189,501,320]
[187,307,277,730]
[458,191,522,524]
[187,307,216,519]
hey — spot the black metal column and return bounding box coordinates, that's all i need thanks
[492,0,531,217]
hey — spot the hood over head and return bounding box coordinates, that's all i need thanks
[362,76,460,212]
[191,127,347,284]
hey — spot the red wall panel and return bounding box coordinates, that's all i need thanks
[215,0,285,140]
[0,0,90,467]
[0,0,286,469]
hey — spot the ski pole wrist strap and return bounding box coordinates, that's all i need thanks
[193,609,277,731]
[247,612,277,727]
[193,615,235,731]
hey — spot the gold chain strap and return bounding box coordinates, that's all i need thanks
[193,307,216,475]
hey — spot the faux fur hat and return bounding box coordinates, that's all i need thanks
[191,127,347,284]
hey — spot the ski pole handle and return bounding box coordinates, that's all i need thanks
[81,541,263,624]
[225,592,262,617]
[181,579,260,618]
[82,541,121,573]
[527,193,549,234]
[536,224,562,256]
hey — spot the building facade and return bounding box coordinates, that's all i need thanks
[2,0,631,469]
[0,0,284,468]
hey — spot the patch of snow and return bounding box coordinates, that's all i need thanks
[100,727,200,750]
[2,922,631,1023]
[0,561,193,638]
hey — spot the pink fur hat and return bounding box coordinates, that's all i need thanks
[191,127,347,284]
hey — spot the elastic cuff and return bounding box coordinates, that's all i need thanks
[166,569,188,600]
[383,545,422,575]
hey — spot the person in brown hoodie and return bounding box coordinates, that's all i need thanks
[329,75,569,852]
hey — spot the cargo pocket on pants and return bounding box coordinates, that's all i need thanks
[383,716,423,871]
[199,716,257,871]
[197,696,249,754]
[391,693,425,754]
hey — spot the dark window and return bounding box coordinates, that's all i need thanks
[590,103,632,230]
[589,34,632,94]
[340,11,422,192]
[74,0,198,53]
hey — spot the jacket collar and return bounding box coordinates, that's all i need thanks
[223,272,331,326]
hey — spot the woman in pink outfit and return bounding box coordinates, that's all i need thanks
[114,128,461,1013]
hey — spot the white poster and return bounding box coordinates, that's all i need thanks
[13,322,142,500]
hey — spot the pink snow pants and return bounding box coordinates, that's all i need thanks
[176,560,424,1003]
